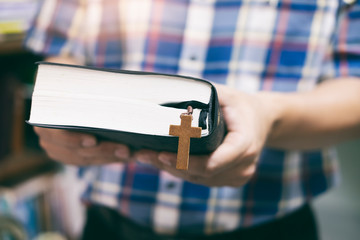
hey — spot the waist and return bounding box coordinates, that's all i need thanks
[80,148,338,232]
[82,203,318,240]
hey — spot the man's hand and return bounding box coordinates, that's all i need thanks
[134,79,360,187]
[134,85,280,187]
[34,127,131,165]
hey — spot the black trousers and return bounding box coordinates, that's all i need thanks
[82,204,318,240]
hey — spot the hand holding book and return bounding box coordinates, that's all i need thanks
[29,59,360,186]
[134,85,277,187]
[33,83,278,188]
[29,62,225,168]
[29,62,273,186]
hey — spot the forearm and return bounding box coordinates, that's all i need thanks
[264,78,360,150]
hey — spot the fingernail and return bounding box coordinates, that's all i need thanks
[115,148,129,159]
[137,154,151,164]
[158,153,172,166]
[82,138,96,147]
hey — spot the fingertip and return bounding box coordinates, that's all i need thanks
[158,152,175,166]
[135,149,164,165]
[33,126,46,136]
[33,126,40,133]
[82,137,97,147]
[135,151,152,164]
[114,145,130,159]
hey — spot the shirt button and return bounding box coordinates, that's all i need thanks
[264,0,278,6]
[166,182,177,189]
[190,55,197,61]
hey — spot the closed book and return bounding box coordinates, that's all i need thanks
[28,62,225,154]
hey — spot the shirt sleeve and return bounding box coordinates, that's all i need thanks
[24,0,86,62]
[321,0,360,79]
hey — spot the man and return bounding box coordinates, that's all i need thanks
[26,0,360,239]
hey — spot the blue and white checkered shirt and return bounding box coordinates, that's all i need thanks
[26,0,360,235]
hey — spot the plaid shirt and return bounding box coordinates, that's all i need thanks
[26,0,360,235]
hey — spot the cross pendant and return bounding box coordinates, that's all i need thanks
[169,114,202,170]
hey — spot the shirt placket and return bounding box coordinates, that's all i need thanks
[178,0,215,78]
[153,171,184,234]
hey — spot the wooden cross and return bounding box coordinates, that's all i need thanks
[169,114,202,170]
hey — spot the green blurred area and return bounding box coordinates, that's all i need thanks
[314,139,360,240]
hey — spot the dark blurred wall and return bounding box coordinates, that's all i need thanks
[0,52,42,160]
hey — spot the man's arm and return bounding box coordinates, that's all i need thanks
[34,56,360,185]
[266,78,360,149]
[135,78,360,186]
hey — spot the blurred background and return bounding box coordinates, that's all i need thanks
[314,140,360,240]
[0,1,84,239]
[0,0,359,239]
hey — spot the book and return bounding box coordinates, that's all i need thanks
[28,62,225,154]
